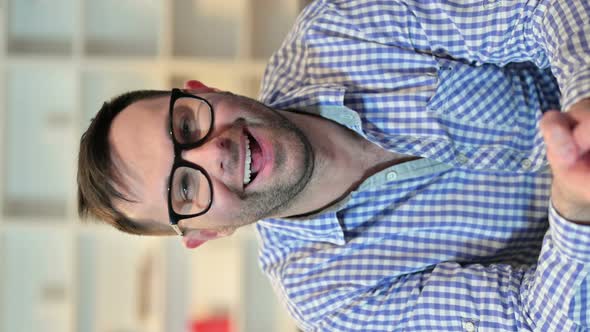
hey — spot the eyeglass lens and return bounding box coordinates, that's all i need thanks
[170,166,211,216]
[171,97,212,144]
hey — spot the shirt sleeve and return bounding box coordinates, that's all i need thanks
[272,206,590,331]
[394,0,590,111]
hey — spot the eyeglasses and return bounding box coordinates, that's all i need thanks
[167,88,215,236]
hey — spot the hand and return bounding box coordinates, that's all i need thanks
[540,99,590,223]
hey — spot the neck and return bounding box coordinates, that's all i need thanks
[274,110,411,218]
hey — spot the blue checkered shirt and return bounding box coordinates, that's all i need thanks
[256,0,590,331]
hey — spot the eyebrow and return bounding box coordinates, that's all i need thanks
[174,104,192,114]
[164,175,170,201]
[165,110,172,140]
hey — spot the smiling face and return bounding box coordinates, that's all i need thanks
[109,90,314,237]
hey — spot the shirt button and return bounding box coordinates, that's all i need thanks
[521,158,532,170]
[463,321,476,332]
[386,171,398,181]
[457,154,469,165]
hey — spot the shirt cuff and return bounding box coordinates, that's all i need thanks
[562,67,590,112]
[549,200,590,263]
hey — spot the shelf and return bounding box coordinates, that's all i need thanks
[3,198,68,219]
[83,0,160,56]
[0,1,304,331]
[3,67,76,218]
[172,0,246,58]
[76,233,96,332]
[251,0,299,60]
[6,0,75,55]
[240,233,289,332]
[187,236,241,326]
[81,71,164,125]
[0,228,74,332]
[243,75,263,100]
[185,227,298,332]
[76,231,160,332]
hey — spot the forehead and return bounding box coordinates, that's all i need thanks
[108,96,172,223]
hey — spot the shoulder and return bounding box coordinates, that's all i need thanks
[255,218,369,330]
[259,0,423,108]
[258,0,330,107]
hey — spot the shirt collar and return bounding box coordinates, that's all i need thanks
[258,209,347,246]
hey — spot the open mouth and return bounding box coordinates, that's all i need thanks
[244,130,263,187]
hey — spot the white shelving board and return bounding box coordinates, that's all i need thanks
[7,0,76,55]
[84,0,162,56]
[5,65,76,218]
[0,0,307,331]
[1,227,75,332]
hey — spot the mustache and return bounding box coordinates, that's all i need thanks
[226,137,240,173]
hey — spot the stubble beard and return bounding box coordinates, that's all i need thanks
[229,98,315,227]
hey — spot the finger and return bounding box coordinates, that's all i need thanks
[540,111,580,167]
[569,109,590,153]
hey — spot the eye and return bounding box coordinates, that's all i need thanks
[171,167,209,216]
[173,106,198,144]
[179,118,194,141]
[179,173,194,202]
[176,114,199,143]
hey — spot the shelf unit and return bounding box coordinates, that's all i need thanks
[0,1,307,331]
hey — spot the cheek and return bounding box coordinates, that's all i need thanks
[206,182,244,221]
[214,96,262,124]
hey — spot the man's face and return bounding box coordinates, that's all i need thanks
[109,90,313,236]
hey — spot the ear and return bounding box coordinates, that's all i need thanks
[181,228,235,249]
[183,80,220,93]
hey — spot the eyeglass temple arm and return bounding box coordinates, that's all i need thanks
[170,224,183,236]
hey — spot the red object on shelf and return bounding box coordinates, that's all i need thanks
[188,315,232,332]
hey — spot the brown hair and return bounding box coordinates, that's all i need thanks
[77,90,171,235]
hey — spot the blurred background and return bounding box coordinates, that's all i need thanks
[0,0,312,331]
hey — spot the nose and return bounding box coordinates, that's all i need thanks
[180,136,237,179]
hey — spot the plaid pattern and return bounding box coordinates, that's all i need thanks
[256,0,590,331]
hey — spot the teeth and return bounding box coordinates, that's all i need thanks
[244,135,252,185]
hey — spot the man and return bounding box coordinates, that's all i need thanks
[78,0,590,331]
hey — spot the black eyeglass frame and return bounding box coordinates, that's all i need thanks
[167,88,215,235]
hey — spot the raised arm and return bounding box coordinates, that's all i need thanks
[330,0,590,110]
[270,207,590,331]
